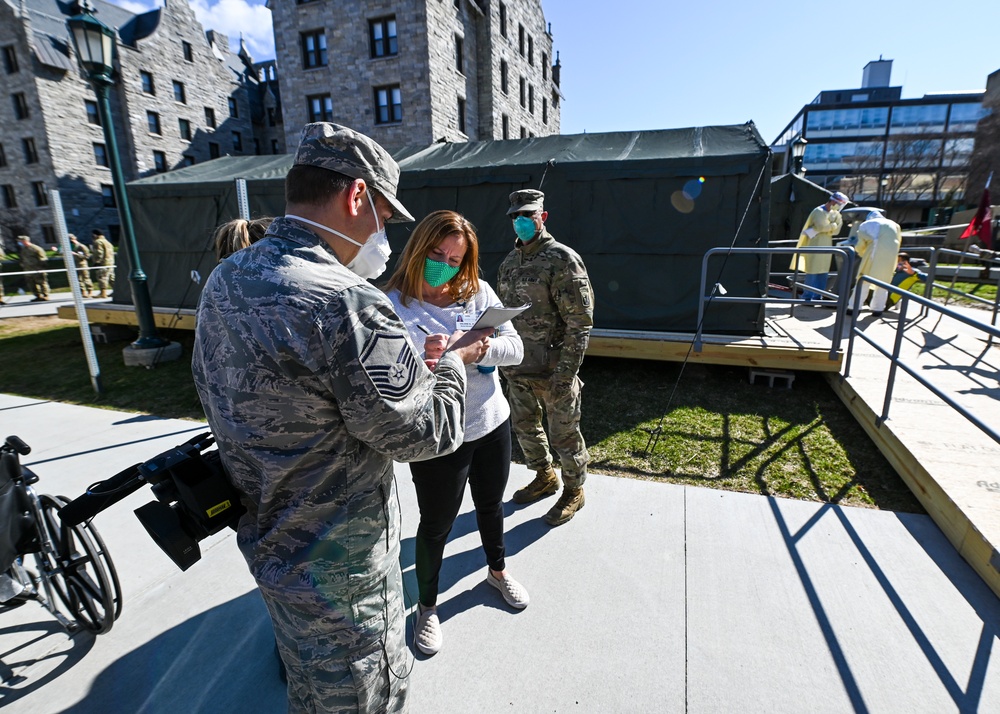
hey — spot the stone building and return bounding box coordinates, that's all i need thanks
[269,0,562,153]
[0,0,280,248]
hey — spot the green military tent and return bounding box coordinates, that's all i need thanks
[120,123,773,334]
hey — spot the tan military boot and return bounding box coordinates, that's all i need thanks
[98,290,107,298]
[512,465,559,504]
[544,487,585,526]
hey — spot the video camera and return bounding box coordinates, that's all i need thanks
[59,432,245,571]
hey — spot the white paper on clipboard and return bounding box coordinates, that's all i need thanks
[469,303,531,330]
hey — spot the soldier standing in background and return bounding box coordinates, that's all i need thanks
[90,230,114,298]
[17,235,49,302]
[498,189,594,526]
[69,234,93,297]
[192,122,490,713]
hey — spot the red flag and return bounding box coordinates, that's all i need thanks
[960,187,993,249]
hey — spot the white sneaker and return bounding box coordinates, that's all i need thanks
[487,571,529,610]
[415,604,442,655]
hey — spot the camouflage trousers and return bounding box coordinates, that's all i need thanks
[506,374,588,489]
[75,262,93,293]
[262,570,409,714]
[27,272,49,299]
[94,267,114,293]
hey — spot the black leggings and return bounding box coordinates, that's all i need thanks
[409,420,511,607]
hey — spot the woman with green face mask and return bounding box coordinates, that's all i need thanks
[382,210,528,657]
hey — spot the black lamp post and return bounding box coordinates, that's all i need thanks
[791,137,808,177]
[68,6,167,350]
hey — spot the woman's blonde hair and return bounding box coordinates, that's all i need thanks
[383,210,480,306]
[213,217,273,261]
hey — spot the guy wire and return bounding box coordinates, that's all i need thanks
[643,160,769,457]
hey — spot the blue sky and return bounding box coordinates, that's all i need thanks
[119,0,999,143]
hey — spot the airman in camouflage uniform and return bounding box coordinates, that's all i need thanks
[68,234,93,297]
[193,123,489,714]
[91,230,115,298]
[497,189,594,526]
[17,235,49,301]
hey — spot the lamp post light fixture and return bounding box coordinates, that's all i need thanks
[67,5,168,351]
[791,137,808,177]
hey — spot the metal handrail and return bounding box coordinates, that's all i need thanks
[697,246,855,361]
[842,275,1000,444]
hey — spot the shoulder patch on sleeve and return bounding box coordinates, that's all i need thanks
[360,332,419,401]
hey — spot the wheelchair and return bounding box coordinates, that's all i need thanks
[0,434,121,635]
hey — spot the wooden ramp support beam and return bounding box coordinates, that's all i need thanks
[57,303,197,331]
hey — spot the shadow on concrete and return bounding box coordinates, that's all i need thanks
[0,617,93,708]
[59,591,283,714]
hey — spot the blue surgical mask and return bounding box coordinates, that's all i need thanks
[513,216,537,242]
[423,257,460,287]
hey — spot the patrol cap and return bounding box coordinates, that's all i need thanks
[507,189,545,216]
[294,122,414,223]
[17,234,29,241]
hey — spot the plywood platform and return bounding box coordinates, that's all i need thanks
[57,302,196,330]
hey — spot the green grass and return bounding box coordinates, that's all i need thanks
[0,316,924,514]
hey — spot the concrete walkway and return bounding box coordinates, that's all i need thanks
[1,395,999,712]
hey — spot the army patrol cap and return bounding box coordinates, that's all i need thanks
[507,189,545,216]
[294,122,414,223]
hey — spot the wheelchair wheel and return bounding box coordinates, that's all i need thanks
[36,494,118,634]
[53,495,123,621]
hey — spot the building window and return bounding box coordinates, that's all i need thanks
[22,137,37,163]
[457,97,466,134]
[502,114,509,140]
[183,41,193,62]
[499,2,507,38]
[2,184,16,208]
[41,226,56,244]
[182,155,195,167]
[209,142,220,159]
[307,94,334,122]
[205,106,216,128]
[267,107,277,126]
[32,181,47,207]
[141,70,154,94]
[374,85,402,124]
[179,118,192,141]
[228,97,238,118]
[232,131,243,152]
[542,53,548,81]
[518,24,524,56]
[0,142,5,167]
[528,35,533,65]
[520,126,526,139]
[271,139,279,154]
[153,150,167,172]
[528,85,534,115]
[301,30,327,68]
[85,100,100,126]
[147,111,161,134]
[501,60,508,94]
[173,80,186,104]
[370,17,398,58]
[543,97,548,124]
[519,77,525,107]
[4,46,19,73]
[455,36,463,73]
[93,143,108,167]
[101,184,115,207]
[13,93,29,120]
[254,138,260,155]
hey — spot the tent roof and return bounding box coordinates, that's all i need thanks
[128,123,770,191]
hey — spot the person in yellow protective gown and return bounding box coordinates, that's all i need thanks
[846,211,902,317]
[791,191,849,301]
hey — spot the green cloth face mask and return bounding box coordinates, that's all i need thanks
[424,257,460,287]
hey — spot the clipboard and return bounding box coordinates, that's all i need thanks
[468,303,531,330]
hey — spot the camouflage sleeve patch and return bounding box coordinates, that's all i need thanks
[359,331,419,401]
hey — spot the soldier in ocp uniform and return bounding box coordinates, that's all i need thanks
[68,234,93,297]
[497,189,594,526]
[90,229,115,298]
[192,122,490,714]
[17,235,49,301]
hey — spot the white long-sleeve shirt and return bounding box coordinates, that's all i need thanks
[387,281,523,441]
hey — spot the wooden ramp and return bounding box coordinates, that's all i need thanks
[57,302,197,330]
[825,305,1000,600]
